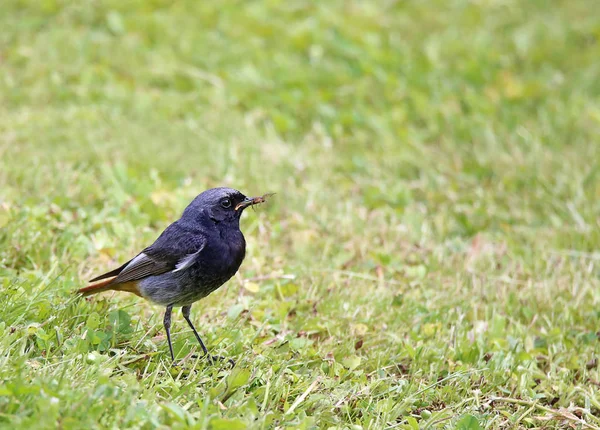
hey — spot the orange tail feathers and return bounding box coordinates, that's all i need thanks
[78,277,118,297]
[78,278,142,298]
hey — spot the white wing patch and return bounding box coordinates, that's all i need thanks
[126,252,150,268]
[173,248,203,272]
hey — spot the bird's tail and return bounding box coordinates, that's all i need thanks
[78,277,117,297]
[78,278,142,298]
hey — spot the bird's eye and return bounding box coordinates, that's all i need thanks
[220,198,232,209]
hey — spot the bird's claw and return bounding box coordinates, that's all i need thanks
[187,353,235,368]
[211,355,236,368]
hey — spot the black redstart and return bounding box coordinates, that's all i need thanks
[79,187,272,363]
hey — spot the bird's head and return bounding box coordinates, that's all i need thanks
[182,187,270,228]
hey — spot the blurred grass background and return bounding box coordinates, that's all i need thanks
[1,0,599,428]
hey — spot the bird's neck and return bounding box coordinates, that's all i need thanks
[178,214,244,246]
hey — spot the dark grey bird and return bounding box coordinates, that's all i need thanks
[78,187,272,363]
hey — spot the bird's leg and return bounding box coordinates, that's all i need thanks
[163,305,175,362]
[181,305,208,357]
[182,305,235,367]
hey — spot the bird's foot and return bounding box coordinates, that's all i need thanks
[190,353,235,368]
[209,355,236,368]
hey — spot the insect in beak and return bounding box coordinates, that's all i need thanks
[235,193,275,211]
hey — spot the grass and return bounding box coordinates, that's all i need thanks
[1,0,600,428]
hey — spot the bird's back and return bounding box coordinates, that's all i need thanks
[138,227,246,307]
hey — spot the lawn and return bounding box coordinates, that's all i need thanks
[1,0,600,428]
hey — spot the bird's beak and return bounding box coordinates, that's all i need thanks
[235,197,256,211]
[235,193,275,211]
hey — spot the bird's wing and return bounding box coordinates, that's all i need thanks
[88,222,205,285]
[89,260,132,282]
[108,252,175,284]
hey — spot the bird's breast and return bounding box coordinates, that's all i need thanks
[192,231,245,283]
[224,234,246,273]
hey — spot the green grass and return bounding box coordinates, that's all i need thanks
[1,0,600,428]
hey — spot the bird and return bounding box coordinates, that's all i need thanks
[78,187,271,364]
